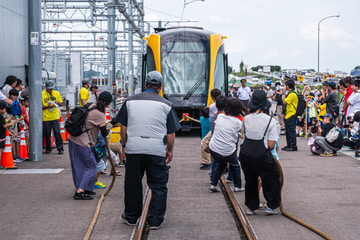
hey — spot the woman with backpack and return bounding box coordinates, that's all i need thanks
[68,91,112,200]
[239,90,281,215]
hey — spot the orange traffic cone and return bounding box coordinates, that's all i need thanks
[43,135,55,148]
[1,130,17,169]
[105,106,111,122]
[18,127,29,160]
[60,117,67,144]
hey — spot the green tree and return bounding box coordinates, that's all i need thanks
[354,66,360,70]
[239,61,244,73]
[227,65,234,74]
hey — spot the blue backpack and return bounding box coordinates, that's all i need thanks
[11,100,22,116]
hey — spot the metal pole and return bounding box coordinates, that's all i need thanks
[28,0,43,162]
[128,0,134,96]
[317,15,340,79]
[108,0,116,104]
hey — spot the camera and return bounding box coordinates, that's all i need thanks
[311,125,318,134]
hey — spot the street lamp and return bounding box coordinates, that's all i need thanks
[180,0,205,22]
[317,15,340,78]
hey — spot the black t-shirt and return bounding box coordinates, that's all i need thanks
[323,92,338,115]
[321,122,343,148]
[0,115,6,140]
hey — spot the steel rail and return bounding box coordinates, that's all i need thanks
[132,187,152,240]
[219,175,258,240]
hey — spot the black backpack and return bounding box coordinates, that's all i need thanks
[290,91,306,116]
[65,104,96,136]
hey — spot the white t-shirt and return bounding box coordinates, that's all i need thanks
[237,86,251,101]
[241,113,280,148]
[209,114,242,156]
[1,84,12,98]
[88,92,97,104]
[0,91,6,101]
[347,91,360,117]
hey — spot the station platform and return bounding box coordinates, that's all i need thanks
[0,134,359,240]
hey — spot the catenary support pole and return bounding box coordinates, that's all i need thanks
[128,0,134,96]
[28,0,43,161]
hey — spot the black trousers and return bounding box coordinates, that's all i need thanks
[123,154,169,226]
[239,99,249,109]
[241,161,281,210]
[43,119,63,151]
[284,114,297,148]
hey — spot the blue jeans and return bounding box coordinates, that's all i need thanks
[209,149,242,188]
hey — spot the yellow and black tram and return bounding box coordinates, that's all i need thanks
[142,26,228,131]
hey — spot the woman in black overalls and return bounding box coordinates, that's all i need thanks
[239,90,281,215]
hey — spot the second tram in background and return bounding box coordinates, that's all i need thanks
[142,27,228,131]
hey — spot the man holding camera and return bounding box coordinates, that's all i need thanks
[282,79,298,151]
[315,114,343,157]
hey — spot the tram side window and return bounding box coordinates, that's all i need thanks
[213,46,225,94]
[146,46,156,73]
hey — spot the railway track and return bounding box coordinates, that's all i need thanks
[130,175,258,240]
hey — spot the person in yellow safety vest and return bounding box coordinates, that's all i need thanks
[282,78,298,151]
[42,80,64,154]
[79,80,91,107]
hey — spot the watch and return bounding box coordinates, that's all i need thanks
[122,144,126,147]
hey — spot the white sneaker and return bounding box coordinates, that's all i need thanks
[209,185,219,192]
[234,187,245,192]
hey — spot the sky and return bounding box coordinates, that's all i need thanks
[144,0,360,74]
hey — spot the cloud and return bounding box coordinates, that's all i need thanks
[262,49,279,62]
[208,14,233,24]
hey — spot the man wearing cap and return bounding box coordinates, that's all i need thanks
[282,79,298,151]
[273,81,285,131]
[42,80,64,154]
[322,81,339,119]
[315,113,343,157]
[116,71,181,229]
[237,79,251,107]
[79,80,91,107]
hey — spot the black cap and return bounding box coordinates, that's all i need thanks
[45,80,55,89]
[90,84,98,90]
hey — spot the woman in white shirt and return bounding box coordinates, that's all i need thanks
[239,90,281,215]
[209,98,248,192]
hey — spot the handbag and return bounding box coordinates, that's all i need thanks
[91,142,106,162]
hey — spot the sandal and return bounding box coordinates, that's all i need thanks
[110,171,121,176]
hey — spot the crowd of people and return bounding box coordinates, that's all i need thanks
[2,71,357,228]
[0,75,29,166]
[200,74,360,215]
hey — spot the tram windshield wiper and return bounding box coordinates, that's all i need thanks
[183,73,206,100]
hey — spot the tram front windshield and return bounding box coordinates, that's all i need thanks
[162,41,208,95]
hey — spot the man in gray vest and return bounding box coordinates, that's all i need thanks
[116,71,181,229]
